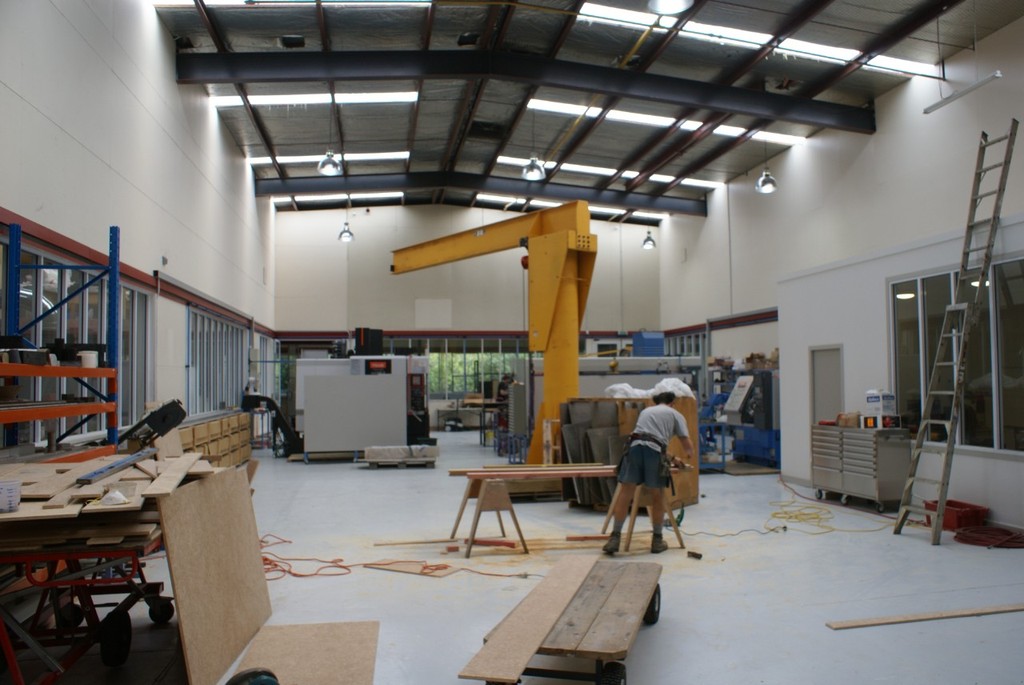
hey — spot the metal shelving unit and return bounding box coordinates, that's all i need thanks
[3,224,121,452]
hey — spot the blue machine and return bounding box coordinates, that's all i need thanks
[698,393,731,470]
[723,370,781,468]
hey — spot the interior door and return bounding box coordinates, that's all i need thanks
[811,346,843,423]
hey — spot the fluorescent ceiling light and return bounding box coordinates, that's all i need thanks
[350,191,404,200]
[680,178,725,188]
[866,56,936,77]
[605,110,676,127]
[477,194,526,205]
[561,162,618,176]
[649,173,677,183]
[295,193,350,203]
[343,151,410,161]
[924,71,1003,114]
[778,38,859,64]
[498,155,553,169]
[752,131,806,146]
[895,292,916,300]
[530,199,561,208]
[580,3,658,28]
[682,21,772,49]
[335,91,418,104]
[211,91,417,108]
[590,206,624,215]
[634,211,670,220]
[528,99,591,116]
[271,196,294,204]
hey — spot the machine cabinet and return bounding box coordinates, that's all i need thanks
[811,425,910,512]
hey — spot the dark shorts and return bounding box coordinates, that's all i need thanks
[618,443,668,489]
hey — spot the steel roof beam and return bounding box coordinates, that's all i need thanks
[178,50,875,133]
[255,172,706,216]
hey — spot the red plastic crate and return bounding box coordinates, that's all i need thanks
[925,499,989,530]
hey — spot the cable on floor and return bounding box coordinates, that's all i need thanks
[258,534,538,580]
[953,526,1024,548]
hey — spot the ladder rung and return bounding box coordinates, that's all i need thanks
[974,190,998,201]
[982,133,1010,147]
[903,504,931,516]
[934,361,954,367]
[910,477,943,488]
[945,303,968,312]
[966,245,990,253]
[929,390,955,396]
[977,163,1003,174]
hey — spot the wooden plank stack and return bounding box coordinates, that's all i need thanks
[178,412,252,467]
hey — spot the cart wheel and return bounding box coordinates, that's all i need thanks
[99,608,132,667]
[876,502,886,514]
[148,597,175,624]
[227,668,280,685]
[600,661,627,685]
[840,494,849,505]
[814,489,824,500]
[643,584,661,625]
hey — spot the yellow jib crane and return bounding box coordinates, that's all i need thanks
[391,201,597,465]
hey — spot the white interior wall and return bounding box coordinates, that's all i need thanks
[0,1,274,400]
[274,205,660,333]
[779,215,1024,528]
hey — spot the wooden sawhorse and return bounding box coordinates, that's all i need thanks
[450,479,529,558]
[601,482,685,551]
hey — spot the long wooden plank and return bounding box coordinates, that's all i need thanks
[235,622,379,685]
[574,562,660,660]
[142,453,200,498]
[158,468,271,685]
[533,561,626,654]
[459,555,598,683]
[826,603,1024,630]
[19,457,119,498]
[0,501,83,522]
[464,467,615,481]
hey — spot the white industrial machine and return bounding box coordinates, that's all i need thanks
[295,356,429,454]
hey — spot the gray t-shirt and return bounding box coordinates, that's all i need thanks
[633,403,689,451]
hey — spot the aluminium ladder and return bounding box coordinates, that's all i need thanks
[893,119,1019,544]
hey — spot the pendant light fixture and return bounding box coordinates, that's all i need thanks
[521,109,546,182]
[754,140,778,194]
[338,221,354,242]
[318,100,342,177]
[642,230,656,250]
[647,0,694,15]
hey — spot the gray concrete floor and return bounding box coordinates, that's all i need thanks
[4,430,1023,684]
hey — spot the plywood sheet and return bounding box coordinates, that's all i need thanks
[159,468,271,685]
[236,622,378,685]
[0,501,83,522]
[459,555,598,683]
[155,428,184,458]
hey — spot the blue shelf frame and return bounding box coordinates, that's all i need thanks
[4,223,120,445]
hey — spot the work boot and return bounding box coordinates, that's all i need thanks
[602,532,621,555]
[651,534,668,554]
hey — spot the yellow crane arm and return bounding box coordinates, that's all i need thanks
[391,201,597,464]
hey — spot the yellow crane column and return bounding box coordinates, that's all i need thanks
[391,201,596,464]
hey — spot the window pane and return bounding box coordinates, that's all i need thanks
[922,274,952,441]
[959,271,993,447]
[996,259,1024,451]
[893,280,921,435]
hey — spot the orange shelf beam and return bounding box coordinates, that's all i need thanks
[0,402,117,424]
[43,444,118,464]
[0,363,115,379]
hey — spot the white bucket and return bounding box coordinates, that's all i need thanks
[0,479,20,513]
[78,351,99,368]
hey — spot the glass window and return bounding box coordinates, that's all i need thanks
[893,280,921,434]
[958,271,993,447]
[188,308,248,415]
[996,260,1024,450]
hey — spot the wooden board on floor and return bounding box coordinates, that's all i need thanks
[158,468,272,685]
[826,603,1024,630]
[364,559,461,578]
[459,555,599,683]
[235,622,379,685]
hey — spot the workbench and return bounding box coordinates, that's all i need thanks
[459,556,661,684]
